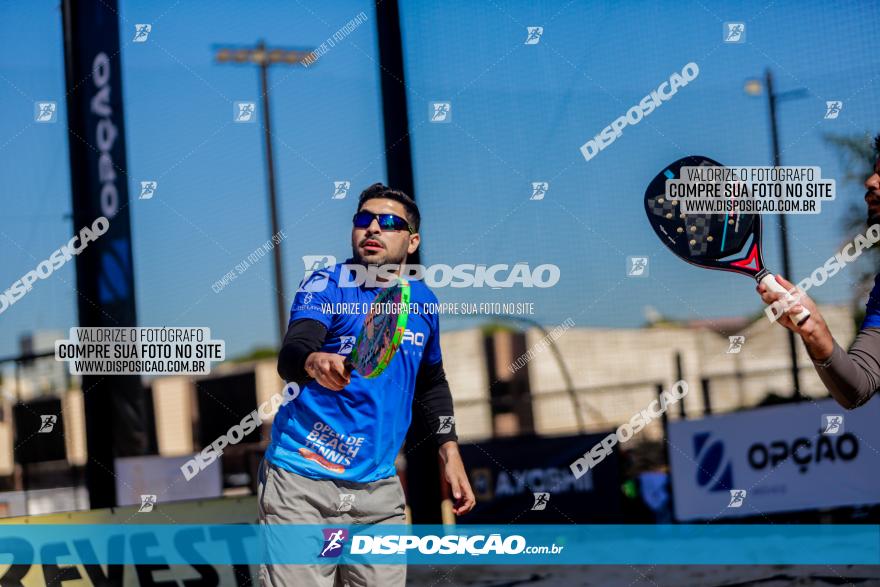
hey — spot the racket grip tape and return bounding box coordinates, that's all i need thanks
[760,273,811,325]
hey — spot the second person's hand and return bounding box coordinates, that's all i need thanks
[756,274,834,361]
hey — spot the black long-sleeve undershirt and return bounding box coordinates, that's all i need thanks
[277,318,458,446]
[413,354,458,447]
[277,318,327,384]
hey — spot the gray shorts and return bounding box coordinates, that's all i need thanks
[257,458,407,587]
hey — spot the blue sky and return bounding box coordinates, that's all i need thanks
[1,0,878,359]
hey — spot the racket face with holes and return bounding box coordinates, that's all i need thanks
[349,279,410,379]
[644,155,767,279]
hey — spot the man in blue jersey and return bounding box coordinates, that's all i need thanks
[758,134,880,408]
[259,183,475,586]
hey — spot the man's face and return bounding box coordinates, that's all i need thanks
[351,198,420,266]
[865,154,880,223]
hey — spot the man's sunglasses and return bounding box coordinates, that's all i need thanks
[352,211,414,234]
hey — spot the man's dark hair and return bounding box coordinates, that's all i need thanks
[357,183,421,232]
[874,133,880,157]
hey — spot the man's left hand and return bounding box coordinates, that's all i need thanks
[439,441,476,516]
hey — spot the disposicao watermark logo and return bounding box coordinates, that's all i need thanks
[531,492,550,510]
[333,181,351,199]
[337,494,355,512]
[766,224,880,323]
[139,495,157,512]
[437,416,455,434]
[133,24,152,42]
[530,182,549,200]
[181,383,300,481]
[35,101,58,122]
[580,62,699,162]
[570,380,688,478]
[139,181,157,200]
[821,414,844,435]
[234,102,256,122]
[350,534,530,555]
[727,336,745,354]
[824,101,843,119]
[320,528,348,557]
[345,532,565,556]
[627,256,649,277]
[430,101,451,123]
[38,415,57,433]
[524,27,543,44]
[297,259,561,291]
[0,216,109,316]
[727,489,747,508]
[723,22,745,43]
[338,335,355,356]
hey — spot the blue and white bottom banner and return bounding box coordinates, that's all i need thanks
[0,525,876,565]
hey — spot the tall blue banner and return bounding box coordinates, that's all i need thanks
[62,0,146,508]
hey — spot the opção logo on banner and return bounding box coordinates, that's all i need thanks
[668,398,880,521]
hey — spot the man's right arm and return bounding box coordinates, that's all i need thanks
[813,328,880,409]
[277,318,352,390]
[758,274,880,409]
[277,318,328,385]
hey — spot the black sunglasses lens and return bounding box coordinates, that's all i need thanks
[353,211,373,228]
[354,211,409,231]
[379,215,405,230]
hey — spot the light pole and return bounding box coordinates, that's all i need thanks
[745,69,808,398]
[214,42,314,344]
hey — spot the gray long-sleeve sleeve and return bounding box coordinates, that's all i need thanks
[813,327,880,409]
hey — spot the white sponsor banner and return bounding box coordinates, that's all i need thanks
[115,454,222,506]
[668,398,880,521]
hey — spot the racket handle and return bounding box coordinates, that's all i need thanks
[760,273,810,325]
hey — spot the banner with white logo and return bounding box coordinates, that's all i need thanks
[62,0,145,508]
[459,433,621,523]
[668,398,880,521]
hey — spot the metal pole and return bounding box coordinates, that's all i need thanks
[657,382,676,522]
[675,352,686,419]
[765,69,802,398]
[701,377,712,416]
[258,40,288,344]
[657,383,669,434]
[14,360,28,513]
[374,0,442,524]
[14,360,21,405]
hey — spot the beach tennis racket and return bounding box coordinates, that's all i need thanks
[644,155,810,325]
[345,278,411,378]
